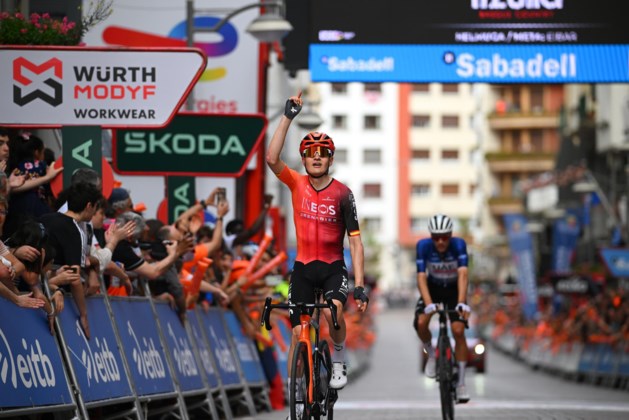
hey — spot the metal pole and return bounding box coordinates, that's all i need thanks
[186,0,195,111]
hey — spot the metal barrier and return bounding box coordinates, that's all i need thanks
[1,291,278,418]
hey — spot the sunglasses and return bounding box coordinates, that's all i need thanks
[431,234,451,242]
[302,145,333,158]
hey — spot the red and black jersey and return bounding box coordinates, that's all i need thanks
[277,166,360,264]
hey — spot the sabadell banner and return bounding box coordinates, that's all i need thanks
[0,46,206,127]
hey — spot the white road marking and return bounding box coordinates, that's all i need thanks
[334,400,629,412]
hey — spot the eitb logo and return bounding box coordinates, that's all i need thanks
[12,57,63,106]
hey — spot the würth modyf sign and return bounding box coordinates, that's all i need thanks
[113,113,268,177]
[0,46,206,128]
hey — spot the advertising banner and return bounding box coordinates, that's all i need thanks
[82,0,260,114]
[504,214,539,320]
[199,309,241,387]
[57,296,132,402]
[153,302,204,392]
[112,113,267,177]
[0,47,206,127]
[188,309,220,389]
[309,0,629,83]
[0,299,72,408]
[109,299,175,396]
[273,319,291,380]
[223,311,266,384]
[552,209,581,273]
[600,248,629,278]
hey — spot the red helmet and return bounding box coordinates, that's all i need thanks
[299,132,335,156]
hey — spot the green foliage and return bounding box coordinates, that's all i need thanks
[0,1,113,46]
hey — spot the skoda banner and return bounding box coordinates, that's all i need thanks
[199,309,241,387]
[57,296,132,402]
[504,214,539,320]
[0,299,72,408]
[109,299,176,396]
[0,46,206,127]
[153,302,205,392]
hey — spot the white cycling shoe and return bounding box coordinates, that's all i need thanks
[456,384,470,403]
[424,357,437,378]
[329,362,347,389]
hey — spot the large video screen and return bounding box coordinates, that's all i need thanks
[308,0,629,83]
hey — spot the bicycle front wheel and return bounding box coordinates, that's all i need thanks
[290,341,310,420]
[437,335,454,420]
[318,340,334,419]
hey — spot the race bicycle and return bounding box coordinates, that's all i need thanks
[261,292,340,420]
[434,304,468,420]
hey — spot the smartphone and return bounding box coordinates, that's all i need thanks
[68,266,78,274]
[216,188,226,203]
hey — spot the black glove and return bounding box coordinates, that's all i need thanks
[284,98,302,119]
[353,286,369,304]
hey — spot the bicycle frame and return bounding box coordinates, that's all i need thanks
[262,295,340,418]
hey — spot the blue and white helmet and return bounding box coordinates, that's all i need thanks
[428,214,453,235]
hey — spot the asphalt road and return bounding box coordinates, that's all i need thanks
[247,306,629,419]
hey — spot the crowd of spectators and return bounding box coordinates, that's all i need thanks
[0,128,288,347]
[472,281,629,352]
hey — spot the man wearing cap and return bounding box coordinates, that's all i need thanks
[107,187,133,219]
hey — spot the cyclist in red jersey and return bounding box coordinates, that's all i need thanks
[266,92,369,391]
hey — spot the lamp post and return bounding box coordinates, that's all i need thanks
[185,0,292,111]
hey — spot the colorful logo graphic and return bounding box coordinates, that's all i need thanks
[102,17,238,83]
[13,57,63,106]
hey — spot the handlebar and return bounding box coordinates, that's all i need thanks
[261,297,340,331]
[435,306,469,329]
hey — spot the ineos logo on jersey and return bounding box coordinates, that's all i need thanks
[13,57,63,107]
[0,328,56,389]
[301,198,336,215]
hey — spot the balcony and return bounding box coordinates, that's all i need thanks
[488,111,560,130]
[488,196,524,215]
[485,152,555,172]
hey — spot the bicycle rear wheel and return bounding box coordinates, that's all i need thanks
[437,335,454,420]
[290,341,310,420]
[318,340,334,419]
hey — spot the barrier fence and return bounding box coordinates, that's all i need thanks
[486,324,629,391]
[0,290,279,419]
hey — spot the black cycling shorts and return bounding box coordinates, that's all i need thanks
[413,283,463,331]
[288,260,349,328]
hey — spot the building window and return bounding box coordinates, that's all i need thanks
[331,83,347,94]
[531,86,544,113]
[363,149,381,164]
[441,115,459,128]
[364,83,381,93]
[442,84,459,94]
[412,149,430,162]
[412,84,430,92]
[363,217,382,232]
[531,129,544,152]
[441,149,459,162]
[441,183,459,196]
[364,115,381,130]
[332,114,347,129]
[334,148,348,163]
[411,217,429,233]
[411,183,430,196]
[411,114,430,128]
[363,183,381,198]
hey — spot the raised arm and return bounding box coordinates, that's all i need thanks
[266,92,302,174]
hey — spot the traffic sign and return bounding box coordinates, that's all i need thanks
[112,113,267,177]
